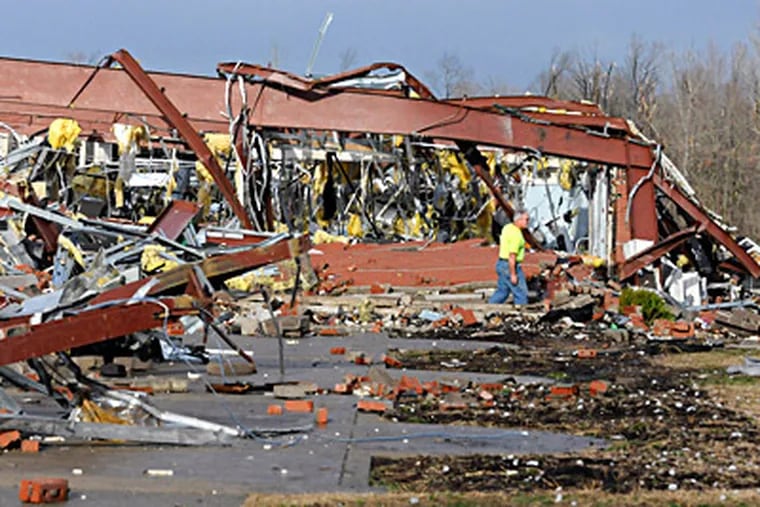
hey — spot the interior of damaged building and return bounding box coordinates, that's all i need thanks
[1,4,760,506]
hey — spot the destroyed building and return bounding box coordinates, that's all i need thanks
[0,49,758,503]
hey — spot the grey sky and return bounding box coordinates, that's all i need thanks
[2,0,758,93]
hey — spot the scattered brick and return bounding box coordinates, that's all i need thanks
[576,349,597,359]
[354,354,371,366]
[370,283,385,294]
[329,346,346,355]
[315,407,329,425]
[439,401,468,411]
[396,375,423,395]
[18,478,68,504]
[422,381,441,396]
[382,355,403,368]
[21,440,40,453]
[479,383,504,393]
[333,383,353,394]
[589,380,609,396]
[357,400,387,413]
[452,307,479,327]
[671,321,695,338]
[549,384,579,398]
[284,400,314,413]
[0,430,21,449]
[267,404,283,416]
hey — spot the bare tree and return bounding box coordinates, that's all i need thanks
[535,49,574,97]
[426,52,480,98]
[338,48,358,72]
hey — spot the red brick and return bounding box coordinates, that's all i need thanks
[284,400,314,413]
[382,355,403,368]
[354,354,371,365]
[21,440,40,453]
[371,321,383,333]
[589,380,609,396]
[0,430,21,449]
[370,283,385,294]
[576,349,597,359]
[441,383,461,393]
[333,383,353,394]
[432,317,450,328]
[357,400,387,413]
[481,400,496,408]
[319,327,342,337]
[567,263,595,282]
[315,407,329,425]
[479,383,504,393]
[329,346,346,355]
[439,401,468,411]
[549,384,579,398]
[267,404,283,416]
[422,381,440,396]
[671,321,695,338]
[396,375,423,395]
[19,478,68,504]
[452,307,479,327]
[603,290,620,312]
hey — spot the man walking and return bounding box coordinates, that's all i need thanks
[489,210,529,305]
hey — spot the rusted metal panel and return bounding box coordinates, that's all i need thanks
[147,200,201,241]
[626,167,659,243]
[0,297,195,366]
[653,175,760,278]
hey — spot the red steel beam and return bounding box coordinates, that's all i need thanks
[653,175,760,278]
[0,297,195,366]
[217,61,436,100]
[233,81,656,170]
[91,234,309,305]
[456,141,543,249]
[619,225,701,280]
[104,50,253,229]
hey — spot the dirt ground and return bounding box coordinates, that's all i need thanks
[371,329,760,499]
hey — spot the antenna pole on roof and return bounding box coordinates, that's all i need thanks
[305,12,334,78]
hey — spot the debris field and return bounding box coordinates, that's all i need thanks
[0,48,758,505]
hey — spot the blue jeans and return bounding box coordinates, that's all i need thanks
[489,259,528,305]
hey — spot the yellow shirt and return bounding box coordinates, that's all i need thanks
[499,223,525,262]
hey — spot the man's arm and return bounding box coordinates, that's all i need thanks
[509,252,518,285]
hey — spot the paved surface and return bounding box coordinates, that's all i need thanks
[0,332,604,506]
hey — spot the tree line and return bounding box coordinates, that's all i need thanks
[425,36,760,240]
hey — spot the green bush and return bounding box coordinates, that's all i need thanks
[619,287,675,325]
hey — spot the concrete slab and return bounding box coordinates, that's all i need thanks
[0,331,601,504]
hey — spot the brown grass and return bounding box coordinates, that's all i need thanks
[242,489,760,507]
[651,348,748,371]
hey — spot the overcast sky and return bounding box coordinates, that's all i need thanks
[2,0,758,93]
